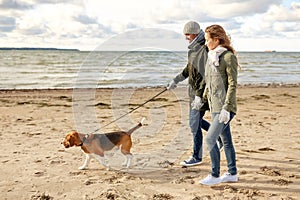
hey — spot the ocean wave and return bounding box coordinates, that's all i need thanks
[0,51,299,89]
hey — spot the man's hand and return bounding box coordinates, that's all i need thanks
[167,80,177,90]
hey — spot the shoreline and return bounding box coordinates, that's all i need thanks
[0,83,299,92]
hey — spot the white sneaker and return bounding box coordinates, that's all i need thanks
[220,173,238,183]
[199,175,221,186]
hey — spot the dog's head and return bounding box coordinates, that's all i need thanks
[62,131,82,148]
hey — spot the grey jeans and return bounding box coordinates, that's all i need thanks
[205,112,237,177]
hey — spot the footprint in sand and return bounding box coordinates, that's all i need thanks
[211,185,263,198]
[259,166,281,176]
[251,94,270,100]
[172,175,196,184]
[157,160,174,168]
[153,193,174,200]
[30,192,53,200]
[34,171,45,177]
[271,178,293,186]
[258,147,275,152]
[241,149,260,153]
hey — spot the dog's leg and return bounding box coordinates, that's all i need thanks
[123,153,133,168]
[122,156,127,167]
[120,140,133,168]
[126,153,133,169]
[93,154,110,170]
[78,154,91,170]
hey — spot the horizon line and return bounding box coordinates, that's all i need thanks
[0,47,299,53]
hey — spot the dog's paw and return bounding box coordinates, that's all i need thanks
[126,164,132,169]
[140,117,146,125]
[78,166,86,170]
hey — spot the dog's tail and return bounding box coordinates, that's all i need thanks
[127,117,145,135]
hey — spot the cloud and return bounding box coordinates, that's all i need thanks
[0,16,15,32]
[73,14,116,36]
[79,0,289,38]
[0,0,33,10]
[265,2,300,22]
[74,14,98,25]
[200,0,282,18]
[19,24,48,35]
[235,2,300,39]
[96,28,186,51]
[0,0,299,51]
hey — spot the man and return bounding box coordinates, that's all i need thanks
[167,21,209,166]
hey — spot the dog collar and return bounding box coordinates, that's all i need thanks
[79,134,89,146]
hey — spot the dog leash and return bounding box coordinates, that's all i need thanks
[87,87,168,134]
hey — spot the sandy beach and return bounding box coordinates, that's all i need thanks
[0,85,299,200]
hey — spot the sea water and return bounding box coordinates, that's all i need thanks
[0,50,299,89]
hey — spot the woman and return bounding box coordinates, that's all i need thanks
[199,24,238,186]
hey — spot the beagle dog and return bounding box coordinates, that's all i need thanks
[62,118,145,170]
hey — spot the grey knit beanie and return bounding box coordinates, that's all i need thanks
[183,21,200,34]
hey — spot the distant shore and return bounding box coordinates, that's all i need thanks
[0,47,79,51]
[1,47,300,53]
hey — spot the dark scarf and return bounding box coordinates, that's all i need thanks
[188,29,205,50]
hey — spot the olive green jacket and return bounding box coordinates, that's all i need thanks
[173,35,208,111]
[204,51,238,113]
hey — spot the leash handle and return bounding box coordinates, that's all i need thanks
[90,87,168,133]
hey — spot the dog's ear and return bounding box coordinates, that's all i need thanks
[62,132,73,148]
[68,133,75,147]
[70,131,82,146]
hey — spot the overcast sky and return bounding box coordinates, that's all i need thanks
[0,0,299,51]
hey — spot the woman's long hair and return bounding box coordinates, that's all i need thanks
[205,24,236,54]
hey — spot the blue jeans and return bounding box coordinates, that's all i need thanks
[205,112,237,177]
[189,109,210,161]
